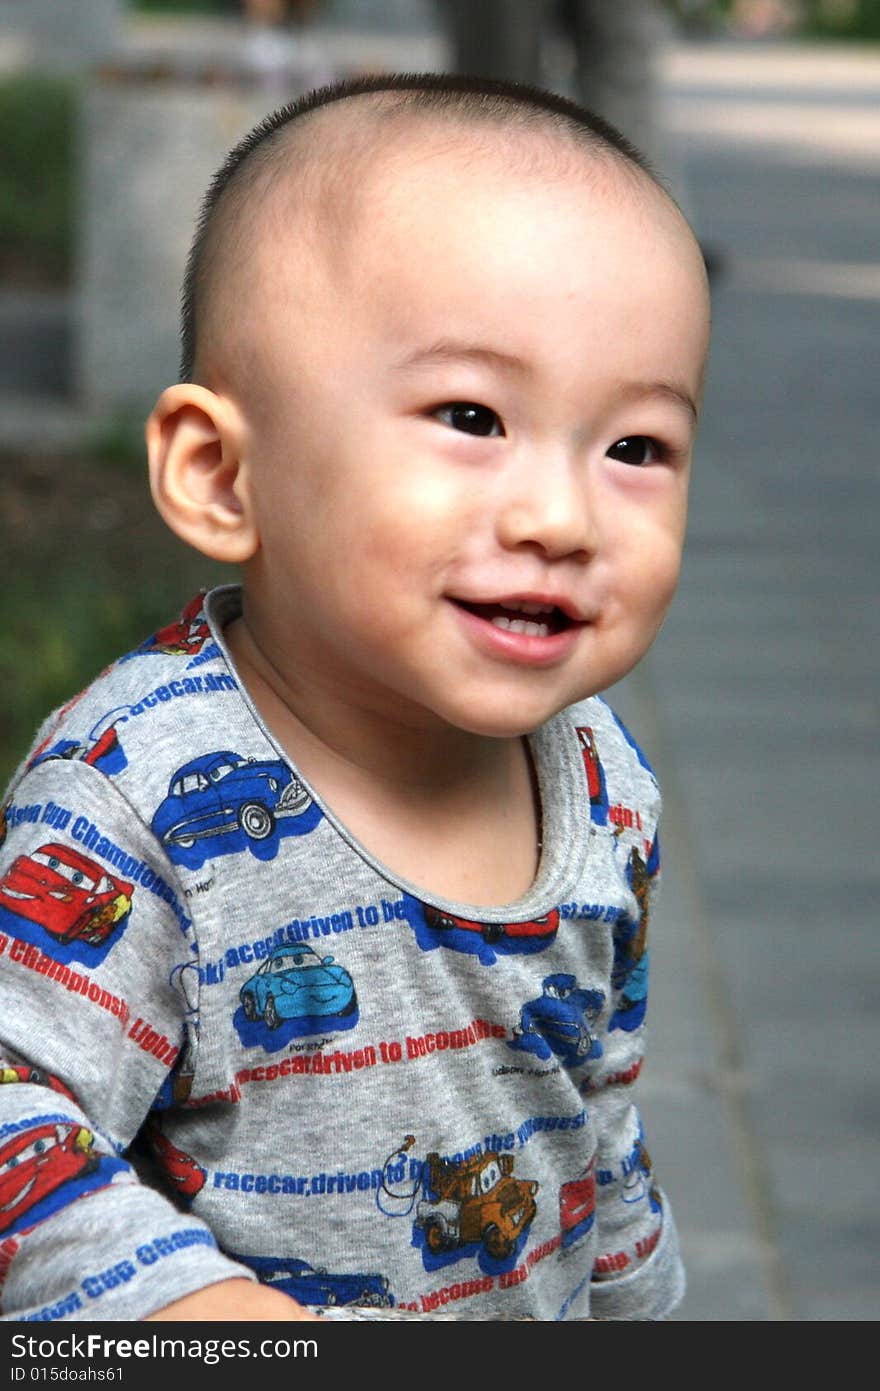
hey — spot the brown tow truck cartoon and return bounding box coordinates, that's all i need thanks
[415,1150,538,1260]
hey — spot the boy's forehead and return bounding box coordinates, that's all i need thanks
[211,102,703,392]
[256,114,654,294]
[263,103,643,247]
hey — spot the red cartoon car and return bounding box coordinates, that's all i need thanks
[0,1123,98,1234]
[140,594,211,657]
[423,904,559,946]
[0,1065,77,1102]
[147,1124,206,1201]
[0,843,133,946]
[559,1156,596,1247]
[29,723,122,774]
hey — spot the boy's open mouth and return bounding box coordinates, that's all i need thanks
[450,598,574,638]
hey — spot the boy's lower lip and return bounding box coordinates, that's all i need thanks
[448,600,586,666]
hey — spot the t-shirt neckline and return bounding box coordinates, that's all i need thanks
[204,584,594,922]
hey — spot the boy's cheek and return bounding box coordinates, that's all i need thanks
[648,543,686,607]
[621,538,686,638]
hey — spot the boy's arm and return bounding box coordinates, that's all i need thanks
[584,828,686,1321]
[0,1042,265,1322]
[0,758,290,1321]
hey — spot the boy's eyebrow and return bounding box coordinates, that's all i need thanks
[617,381,700,425]
[393,340,529,375]
[394,342,699,422]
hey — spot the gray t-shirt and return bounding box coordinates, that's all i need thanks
[0,588,683,1321]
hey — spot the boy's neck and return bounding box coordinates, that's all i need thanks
[222,614,543,907]
[224,613,516,789]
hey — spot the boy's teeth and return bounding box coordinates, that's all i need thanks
[499,601,553,616]
[491,615,551,637]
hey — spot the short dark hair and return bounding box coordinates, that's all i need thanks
[179,71,657,383]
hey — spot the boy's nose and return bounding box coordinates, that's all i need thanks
[495,451,595,561]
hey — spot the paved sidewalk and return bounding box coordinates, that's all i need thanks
[609,666,786,1321]
[618,41,880,1321]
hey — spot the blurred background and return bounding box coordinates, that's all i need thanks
[1,0,877,1320]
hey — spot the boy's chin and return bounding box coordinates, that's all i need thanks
[437,692,592,742]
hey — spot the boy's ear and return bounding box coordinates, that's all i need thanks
[146,383,258,564]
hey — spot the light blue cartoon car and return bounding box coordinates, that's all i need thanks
[239,944,356,1029]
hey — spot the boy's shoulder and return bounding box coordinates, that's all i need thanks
[551,691,662,835]
[7,590,246,800]
[559,691,658,778]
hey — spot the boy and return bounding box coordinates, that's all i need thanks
[0,74,710,1322]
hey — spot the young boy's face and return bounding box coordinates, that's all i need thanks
[237,127,710,740]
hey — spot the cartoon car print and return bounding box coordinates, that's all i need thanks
[559,1157,596,1247]
[622,1137,662,1212]
[423,903,559,946]
[415,1150,538,1262]
[0,843,133,945]
[240,944,356,1030]
[610,845,651,1033]
[237,1254,393,1308]
[146,1124,206,1202]
[0,1065,77,1102]
[0,1123,98,1235]
[151,751,312,865]
[29,723,123,775]
[509,974,604,1066]
[135,594,212,658]
[576,725,609,825]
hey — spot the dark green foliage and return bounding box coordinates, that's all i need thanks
[0,450,236,790]
[800,0,880,41]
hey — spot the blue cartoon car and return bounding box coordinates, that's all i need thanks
[151,751,312,864]
[240,944,356,1029]
[509,974,605,1066]
[237,1254,392,1308]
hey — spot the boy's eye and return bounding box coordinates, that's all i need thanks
[606,436,662,467]
[433,402,504,437]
